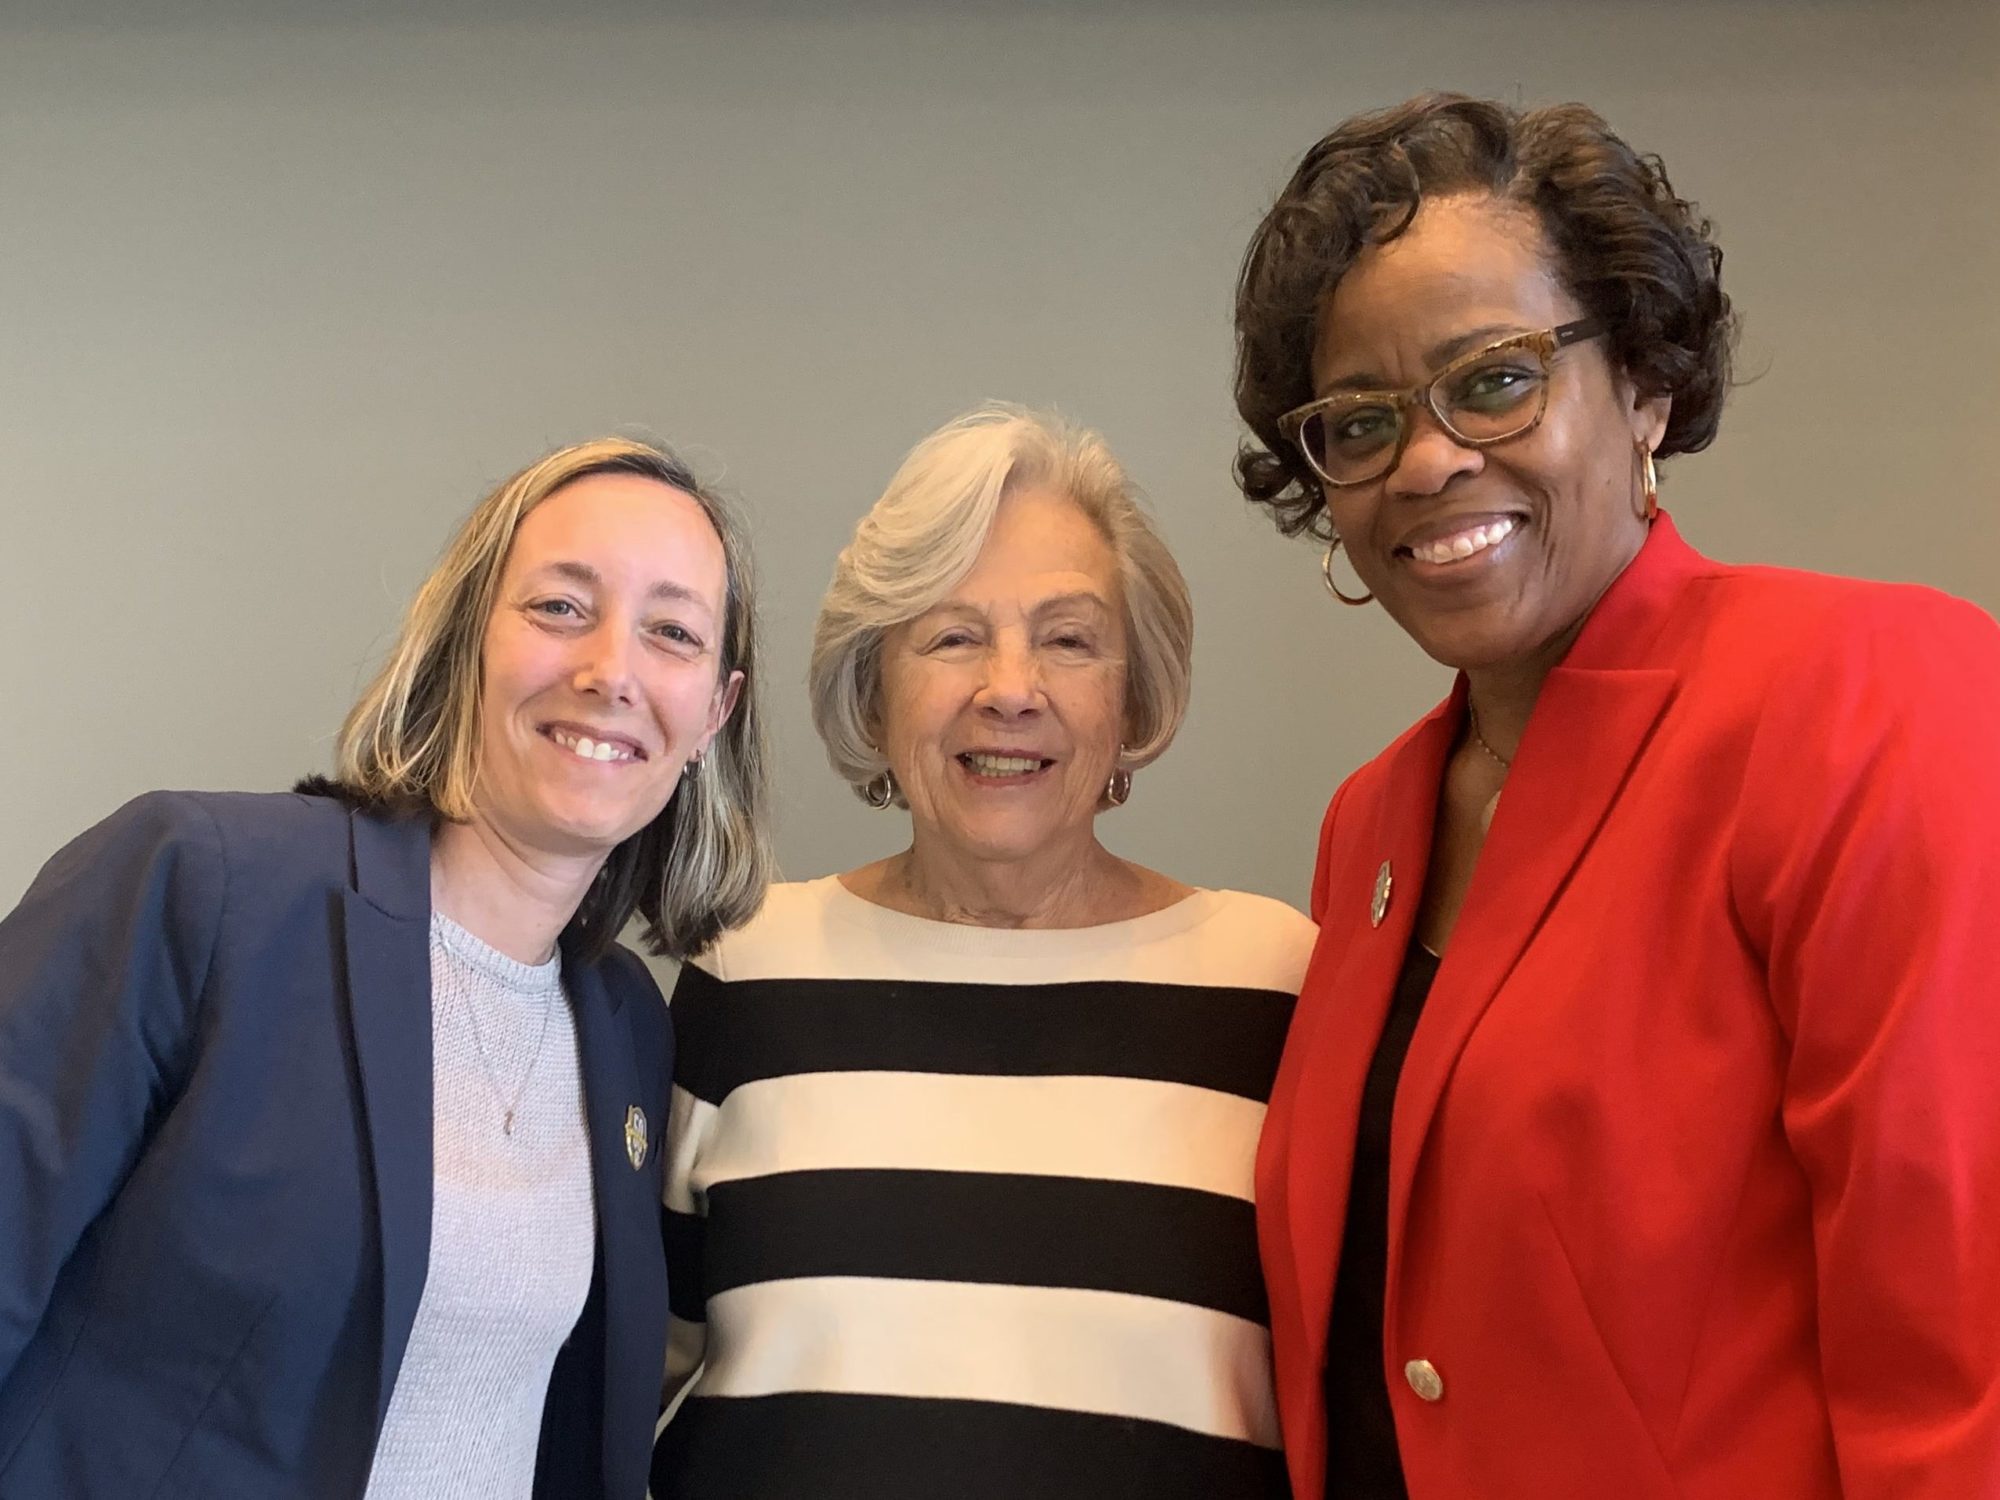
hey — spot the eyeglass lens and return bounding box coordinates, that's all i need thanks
[1300,344,1553,485]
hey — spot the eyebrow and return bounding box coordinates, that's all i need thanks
[917,591,1113,623]
[535,560,713,613]
[1318,323,1526,395]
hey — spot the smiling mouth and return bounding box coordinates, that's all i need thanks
[544,726,646,764]
[958,752,1054,780]
[1398,515,1521,567]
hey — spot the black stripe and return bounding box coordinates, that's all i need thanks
[652,1391,1288,1500]
[699,1169,1268,1323]
[664,1204,706,1324]
[669,965,1294,1104]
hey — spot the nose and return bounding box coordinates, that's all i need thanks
[974,638,1043,717]
[1385,406,1484,499]
[571,621,639,706]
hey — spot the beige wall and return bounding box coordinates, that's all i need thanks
[4,0,1996,924]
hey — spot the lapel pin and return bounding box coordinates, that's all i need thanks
[624,1105,649,1170]
[1371,860,1393,928]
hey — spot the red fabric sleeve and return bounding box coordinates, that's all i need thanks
[1730,589,2000,1497]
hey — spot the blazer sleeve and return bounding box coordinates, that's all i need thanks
[659,956,722,1414]
[1729,590,2000,1498]
[1307,779,1354,926]
[0,792,226,1379]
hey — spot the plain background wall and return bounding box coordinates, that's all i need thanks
[4,0,1997,952]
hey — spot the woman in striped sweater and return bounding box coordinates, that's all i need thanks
[650,405,1316,1500]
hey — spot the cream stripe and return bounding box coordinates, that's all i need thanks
[700,878,1317,993]
[691,1275,1280,1447]
[677,1072,1264,1208]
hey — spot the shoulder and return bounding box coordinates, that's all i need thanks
[597,943,669,1026]
[1178,889,1318,995]
[1672,567,2000,732]
[684,877,849,983]
[1685,562,1994,661]
[25,789,352,902]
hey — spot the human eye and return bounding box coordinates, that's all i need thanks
[1326,402,1399,452]
[1446,357,1543,413]
[1042,624,1098,653]
[649,619,707,655]
[527,596,586,624]
[921,624,982,652]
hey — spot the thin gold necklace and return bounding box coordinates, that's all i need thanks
[459,983,555,1137]
[1467,703,1511,830]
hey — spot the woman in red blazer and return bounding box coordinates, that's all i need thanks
[1229,94,2000,1498]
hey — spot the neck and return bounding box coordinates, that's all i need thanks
[1470,519,1655,757]
[429,817,602,965]
[1462,645,1565,763]
[868,825,1145,930]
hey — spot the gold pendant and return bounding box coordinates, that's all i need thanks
[1370,861,1393,928]
[625,1106,650,1169]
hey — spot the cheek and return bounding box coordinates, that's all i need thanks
[879,671,962,755]
[652,671,727,736]
[1062,673,1127,750]
[483,629,566,708]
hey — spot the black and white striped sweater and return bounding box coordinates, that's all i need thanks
[651,876,1315,1500]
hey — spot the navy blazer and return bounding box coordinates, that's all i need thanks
[0,790,672,1499]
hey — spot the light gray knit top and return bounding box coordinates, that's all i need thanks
[362,913,596,1500]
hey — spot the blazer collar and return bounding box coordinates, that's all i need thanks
[562,949,663,1494]
[1562,510,1711,671]
[336,805,436,1436]
[1279,688,1459,1352]
[1273,513,1711,1419]
[1382,515,1699,1263]
[337,799,654,1471]
[346,803,434,921]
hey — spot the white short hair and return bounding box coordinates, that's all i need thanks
[809,404,1194,801]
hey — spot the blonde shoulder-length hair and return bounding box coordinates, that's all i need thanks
[810,404,1194,803]
[328,436,772,961]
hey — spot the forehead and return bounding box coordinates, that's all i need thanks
[1312,194,1574,384]
[949,485,1120,600]
[508,471,727,600]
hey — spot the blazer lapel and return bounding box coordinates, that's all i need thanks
[563,950,662,1498]
[1386,525,1696,1247]
[1282,696,1458,1360]
[337,808,435,1435]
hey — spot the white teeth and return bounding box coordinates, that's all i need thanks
[965,753,1041,776]
[550,729,633,763]
[1413,516,1517,565]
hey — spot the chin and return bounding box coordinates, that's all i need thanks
[942,820,1063,865]
[533,802,658,858]
[1397,607,1537,675]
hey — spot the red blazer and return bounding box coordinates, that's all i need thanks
[1257,516,2000,1499]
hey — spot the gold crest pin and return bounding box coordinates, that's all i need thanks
[624,1105,649,1170]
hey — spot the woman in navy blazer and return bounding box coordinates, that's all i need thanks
[0,437,772,1499]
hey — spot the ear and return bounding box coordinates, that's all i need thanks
[697,668,745,756]
[1624,379,1671,456]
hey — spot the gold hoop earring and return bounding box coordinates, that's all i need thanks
[1105,768,1133,807]
[1321,536,1373,607]
[862,769,897,809]
[1637,441,1659,521]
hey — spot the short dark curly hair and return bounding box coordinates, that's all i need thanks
[1233,92,1736,539]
